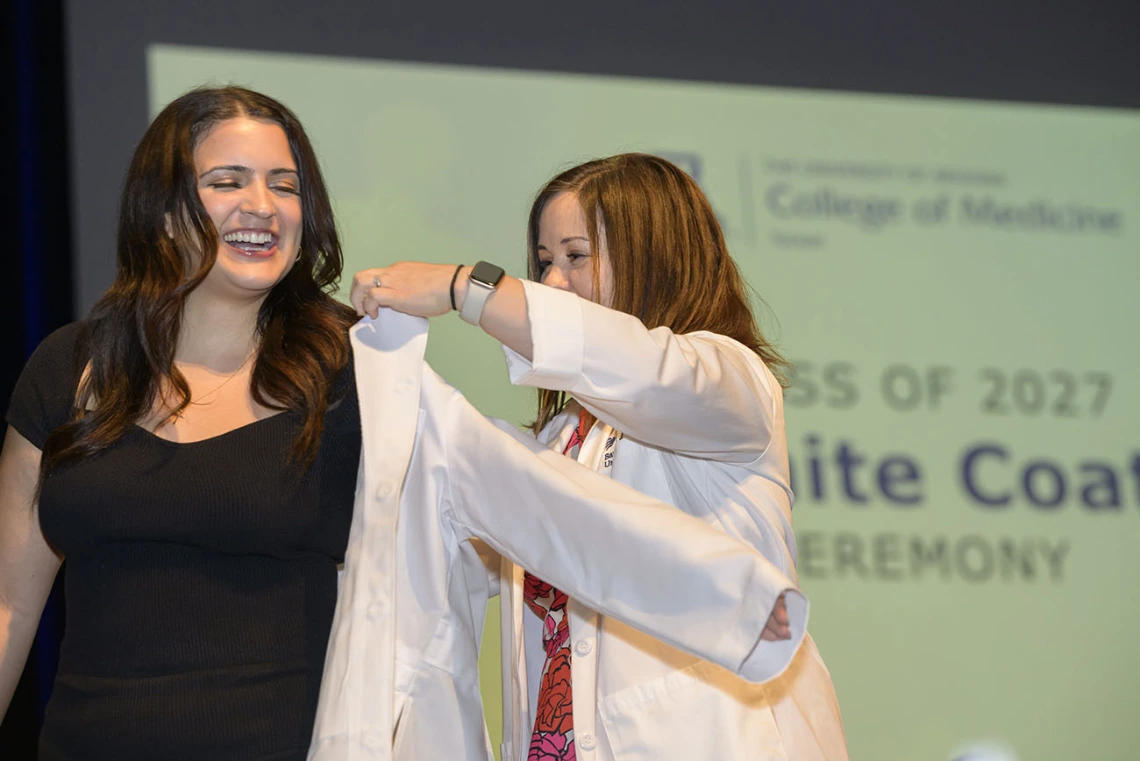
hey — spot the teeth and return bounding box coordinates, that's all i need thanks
[223,231,273,244]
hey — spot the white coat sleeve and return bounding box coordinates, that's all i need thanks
[468,538,502,598]
[426,370,806,684]
[502,279,779,463]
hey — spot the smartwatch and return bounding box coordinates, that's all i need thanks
[459,261,506,326]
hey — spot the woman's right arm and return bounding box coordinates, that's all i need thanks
[0,426,62,717]
[351,266,778,462]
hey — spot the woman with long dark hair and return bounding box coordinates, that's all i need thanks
[352,153,848,761]
[2,98,806,761]
[0,86,361,759]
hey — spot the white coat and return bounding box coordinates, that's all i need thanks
[308,308,809,761]
[497,281,849,761]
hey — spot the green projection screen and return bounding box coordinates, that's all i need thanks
[150,44,1139,761]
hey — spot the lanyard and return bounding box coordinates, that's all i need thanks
[562,406,621,473]
[562,407,591,457]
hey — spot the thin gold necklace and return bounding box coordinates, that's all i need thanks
[168,352,257,420]
[190,352,256,405]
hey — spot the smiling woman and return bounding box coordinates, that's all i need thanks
[0,87,360,760]
[351,153,847,761]
[195,118,303,297]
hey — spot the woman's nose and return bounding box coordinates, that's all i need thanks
[542,266,570,290]
[241,183,275,218]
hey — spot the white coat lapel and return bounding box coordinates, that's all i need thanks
[310,311,429,760]
[350,311,429,482]
[500,560,528,761]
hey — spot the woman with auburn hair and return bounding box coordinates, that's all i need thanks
[353,152,848,761]
[0,85,361,759]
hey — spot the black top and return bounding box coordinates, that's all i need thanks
[6,322,361,761]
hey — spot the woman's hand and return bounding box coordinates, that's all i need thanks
[350,263,465,319]
[351,262,535,360]
[760,594,792,641]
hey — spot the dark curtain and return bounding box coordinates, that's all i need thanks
[1,0,72,756]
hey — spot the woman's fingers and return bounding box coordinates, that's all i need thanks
[760,594,791,641]
[350,268,385,316]
[350,263,457,318]
[772,594,789,626]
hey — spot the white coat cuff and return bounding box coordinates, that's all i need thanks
[502,280,584,388]
[735,588,809,683]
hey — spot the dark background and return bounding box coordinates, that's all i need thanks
[3,0,1137,755]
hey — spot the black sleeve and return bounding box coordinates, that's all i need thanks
[5,322,86,449]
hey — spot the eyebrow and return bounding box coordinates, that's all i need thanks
[536,236,590,251]
[198,165,299,178]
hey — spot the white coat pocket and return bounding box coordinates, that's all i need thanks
[598,659,787,761]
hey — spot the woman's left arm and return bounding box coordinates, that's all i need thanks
[427,370,802,683]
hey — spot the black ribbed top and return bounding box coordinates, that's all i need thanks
[6,322,360,761]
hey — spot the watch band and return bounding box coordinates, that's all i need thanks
[459,261,505,326]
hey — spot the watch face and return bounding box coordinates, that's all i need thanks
[471,260,505,287]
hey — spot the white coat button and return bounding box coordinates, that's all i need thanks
[578,733,596,751]
[366,600,386,620]
[364,734,383,751]
[574,639,592,657]
[376,482,393,500]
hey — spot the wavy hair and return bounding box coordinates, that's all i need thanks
[41,86,355,482]
[526,152,789,433]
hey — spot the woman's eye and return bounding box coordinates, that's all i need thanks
[272,185,300,195]
[568,252,588,262]
[210,181,239,189]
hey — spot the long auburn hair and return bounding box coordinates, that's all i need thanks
[526,152,790,433]
[41,86,355,481]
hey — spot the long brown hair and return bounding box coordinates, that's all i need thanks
[41,86,355,480]
[526,152,789,432]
